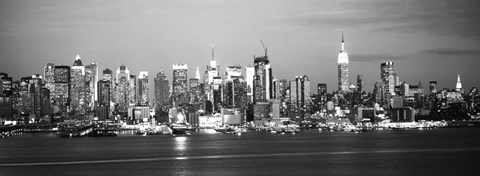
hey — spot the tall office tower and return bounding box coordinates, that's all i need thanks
[189,77,200,104]
[206,44,220,85]
[97,80,111,106]
[233,78,247,108]
[245,65,254,102]
[173,64,188,106]
[19,76,33,114]
[338,30,349,93]
[128,75,136,106]
[0,73,12,96]
[70,55,87,115]
[30,74,43,119]
[254,50,272,102]
[380,62,398,95]
[103,69,113,82]
[456,75,462,92]
[223,78,247,108]
[154,70,169,113]
[115,65,130,113]
[278,79,288,100]
[289,79,298,118]
[357,75,363,93]
[195,67,201,80]
[224,79,234,108]
[272,76,280,99]
[44,63,55,95]
[137,71,149,106]
[317,83,327,95]
[53,65,70,113]
[85,61,98,110]
[226,65,242,80]
[429,81,438,95]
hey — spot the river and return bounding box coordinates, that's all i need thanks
[1,128,480,176]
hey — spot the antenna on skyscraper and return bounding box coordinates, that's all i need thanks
[211,42,215,61]
[260,39,268,57]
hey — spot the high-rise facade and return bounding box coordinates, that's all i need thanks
[85,61,98,110]
[115,65,130,113]
[456,75,462,92]
[338,31,349,93]
[137,71,149,106]
[245,65,254,102]
[53,65,70,113]
[254,54,272,102]
[154,70,169,112]
[357,75,363,93]
[380,62,398,95]
[44,63,55,95]
[70,55,86,115]
[173,64,188,106]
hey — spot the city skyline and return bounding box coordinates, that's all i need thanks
[1,0,480,93]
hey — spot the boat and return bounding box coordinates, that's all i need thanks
[59,125,93,138]
[88,130,117,137]
[171,129,191,136]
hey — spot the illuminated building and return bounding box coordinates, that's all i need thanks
[429,81,438,95]
[85,61,98,111]
[206,44,220,85]
[357,75,363,93]
[128,75,136,106]
[44,63,55,95]
[137,71,149,106]
[380,62,399,95]
[254,53,272,102]
[189,77,200,104]
[173,64,188,106]
[245,65,254,102]
[289,75,311,119]
[114,65,131,113]
[53,65,70,113]
[154,70,169,114]
[70,55,87,115]
[337,30,349,93]
[456,75,463,92]
[0,73,12,96]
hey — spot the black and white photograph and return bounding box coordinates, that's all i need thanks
[1,0,480,175]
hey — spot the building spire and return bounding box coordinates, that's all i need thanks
[211,42,215,61]
[195,66,201,80]
[456,75,462,91]
[341,29,345,51]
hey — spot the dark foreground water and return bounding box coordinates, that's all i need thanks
[1,128,480,176]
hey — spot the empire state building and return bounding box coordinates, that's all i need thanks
[338,30,349,92]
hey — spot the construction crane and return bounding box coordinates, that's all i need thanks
[260,39,268,57]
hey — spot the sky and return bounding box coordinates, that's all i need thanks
[1,0,480,95]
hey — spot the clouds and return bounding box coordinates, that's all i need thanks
[421,48,480,56]
[350,54,408,62]
[280,0,480,40]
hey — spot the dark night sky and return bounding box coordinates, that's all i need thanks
[1,0,480,94]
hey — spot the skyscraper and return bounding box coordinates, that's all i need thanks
[338,30,349,93]
[429,81,438,95]
[173,64,188,106]
[380,62,398,95]
[254,51,272,102]
[206,44,219,85]
[137,71,149,106]
[115,65,130,113]
[70,55,86,115]
[85,61,98,111]
[154,70,169,112]
[53,65,70,113]
[456,75,462,92]
[357,75,363,93]
[245,65,254,102]
[44,63,55,95]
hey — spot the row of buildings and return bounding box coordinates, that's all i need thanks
[2,32,479,126]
